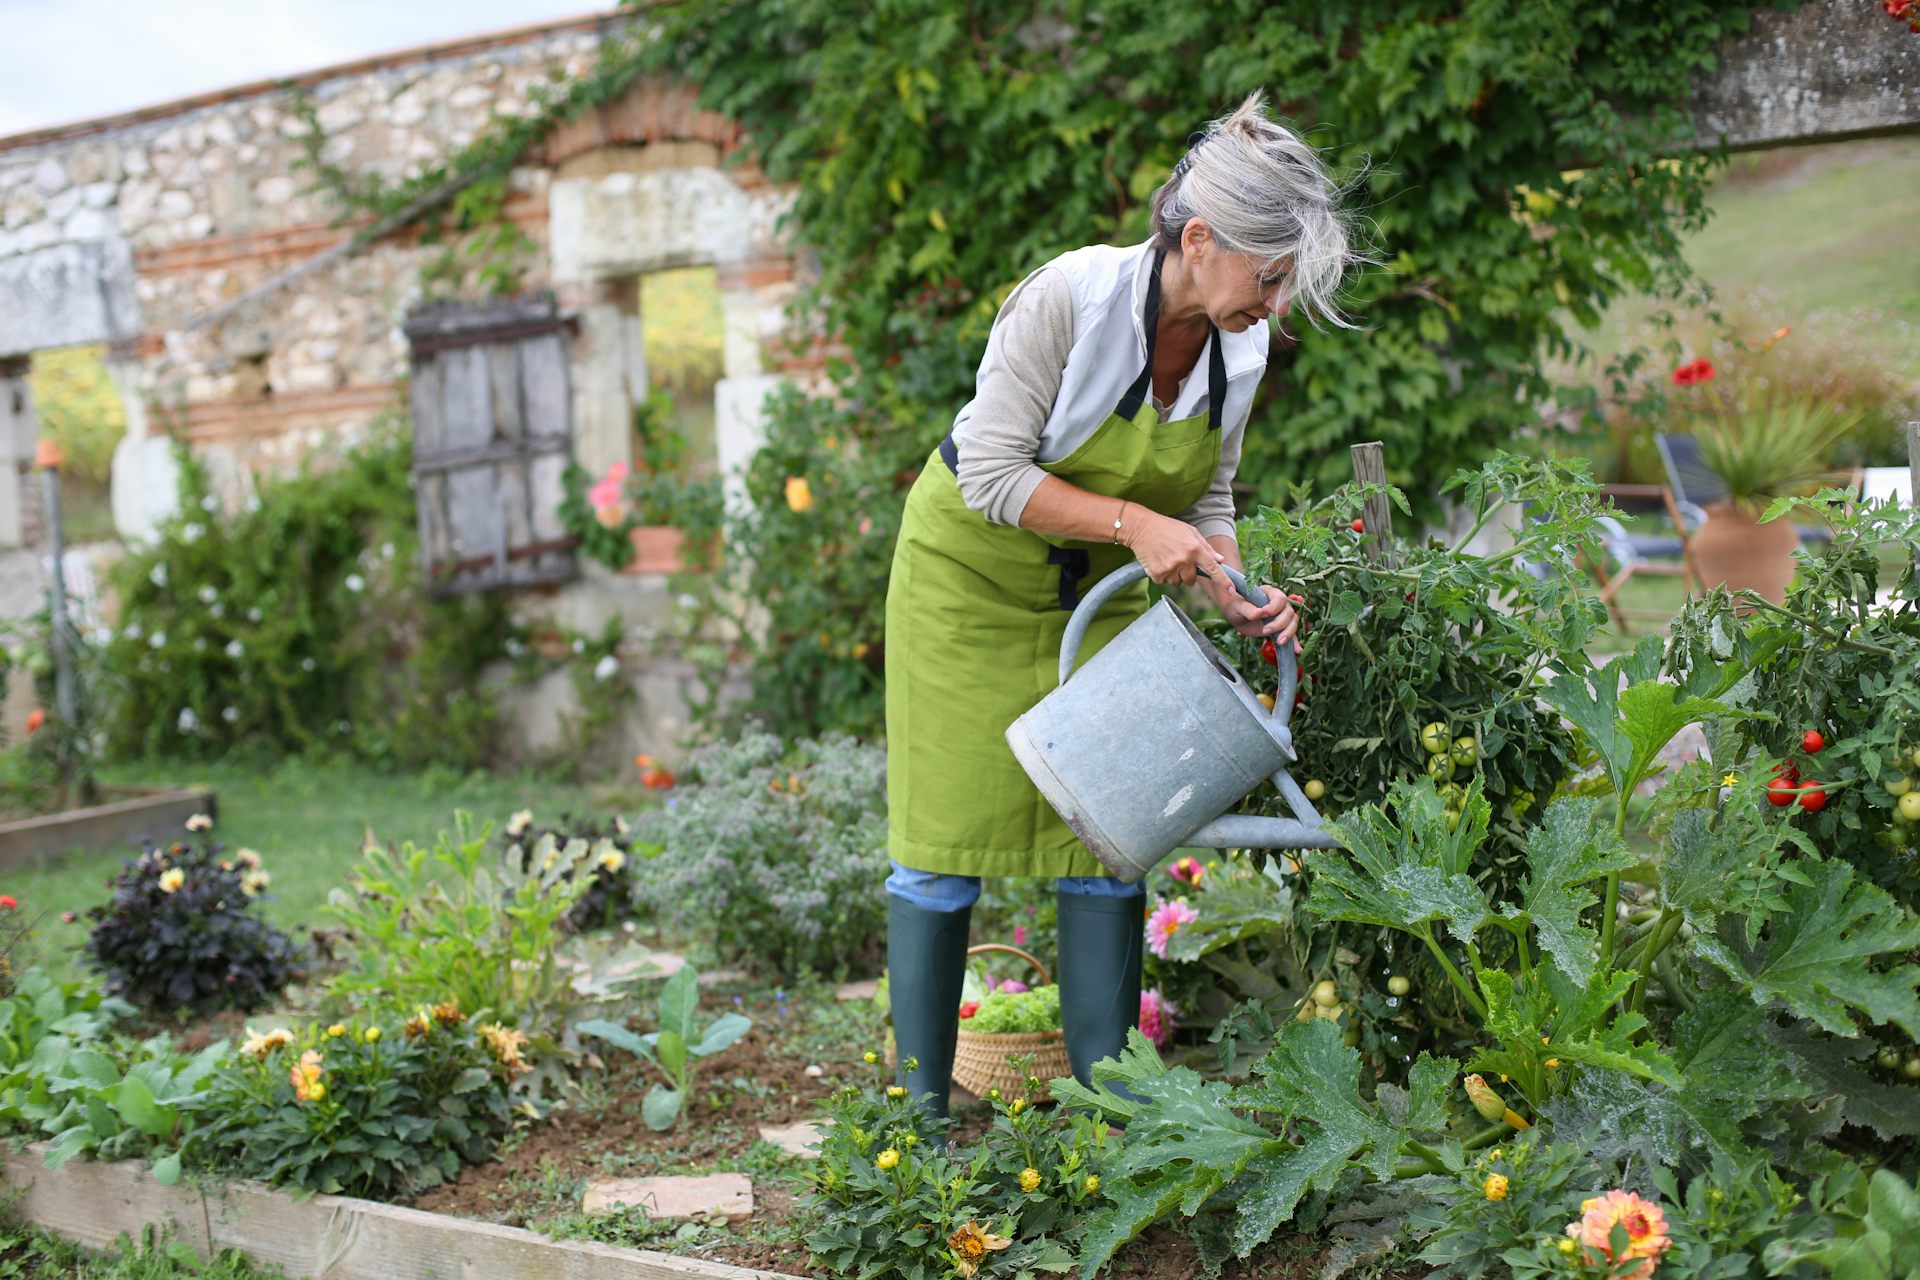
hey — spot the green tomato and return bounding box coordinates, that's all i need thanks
[1905,1057,1920,1080]
[1420,722,1450,756]
[1303,779,1326,801]
[1901,792,1920,824]
[1427,753,1456,783]
[1910,746,1920,771]
[1311,979,1339,1009]
[1451,736,1478,767]
[1387,975,1411,997]
[1889,773,1914,799]
[1877,1048,1903,1071]
[1444,808,1462,833]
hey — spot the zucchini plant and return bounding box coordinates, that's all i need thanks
[577,965,752,1130]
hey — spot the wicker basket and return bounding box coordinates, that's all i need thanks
[950,943,1072,1103]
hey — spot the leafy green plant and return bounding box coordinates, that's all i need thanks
[803,1052,1099,1279]
[962,986,1060,1036]
[98,432,511,769]
[83,821,304,1017]
[1782,1169,1920,1280]
[0,1222,290,1280]
[576,965,750,1130]
[498,811,645,933]
[557,391,725,572]
[629,732,890,978]
[189,1014,517,1198]
[1689,397,1855,517]
[324,817,652,1066]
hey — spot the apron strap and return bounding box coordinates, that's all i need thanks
[1113,247,1228,431]
[1046,545,1092,611]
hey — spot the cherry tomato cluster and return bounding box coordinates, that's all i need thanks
[1765,729,1830,813]
[1419,720,1481,830]
[1880,741,1920,828]
[1873,1043,1920,1082]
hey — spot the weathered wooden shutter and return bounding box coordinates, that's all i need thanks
[405,295,576,595]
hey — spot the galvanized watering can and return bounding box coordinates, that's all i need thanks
[1006,562,1341,883]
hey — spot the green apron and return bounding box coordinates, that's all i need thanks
[885,248,1229,878]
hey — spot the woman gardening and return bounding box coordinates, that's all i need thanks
[884,91,1361,1115]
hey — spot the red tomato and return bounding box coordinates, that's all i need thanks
[1766,777,1798,807]
[1801,729,1825,754]
[1261,639,1278,666]
[1351,518,1365,533]
[1796,782,1828,813]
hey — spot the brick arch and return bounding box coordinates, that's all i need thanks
[536,78,746,169]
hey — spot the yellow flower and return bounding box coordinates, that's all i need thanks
[599,848,626,873]
[875,1148,901,1170]
[1010,1097,1027,1115]
[432,999,462,1027]
[1484,1174,1510,1201]
[236,848,262,869]
[784,476,814,513]
[946,1221,1013,1278]
[157,868,185,894]
[364,1026,382,1043]
[479,1022,533,1074]
[1084,1174,1101,1195]
[1489,1148,1504,1161]
[185,813,213,832]
[863,1051,878,1065]
[1018,1167,1041,1192]
[1721,771,1738,788]
[308,1082,326,1102]
[1565,1189,1671,1280]
[1463,1074,1531,1130]
[886,1085,907,1099]
[852,642,870,660]
[327,1024,346,1038]
[1559,1239,1579,1257]
[404,1010,431,1039]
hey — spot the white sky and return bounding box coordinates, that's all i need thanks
[0,0,614,137]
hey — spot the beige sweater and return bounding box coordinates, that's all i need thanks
[949,266,1246,541]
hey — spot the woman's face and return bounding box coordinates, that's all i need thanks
[1181,220,1292,333]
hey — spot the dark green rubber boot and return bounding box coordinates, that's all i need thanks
[886,894,971,1120]
[1056,889,1145,1101]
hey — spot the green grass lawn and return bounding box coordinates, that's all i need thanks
[8,759,649,982]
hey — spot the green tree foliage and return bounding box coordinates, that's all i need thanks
[639,0,1799,738]
[27,345,124,489]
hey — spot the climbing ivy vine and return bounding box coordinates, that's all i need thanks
[636,0,1810,738]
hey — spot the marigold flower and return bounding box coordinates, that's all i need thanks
[1084,1174,1101,1195]
[1018,1167,1041,1192]
[946,1221,1013,1277]
[1484,1173,1509,1201]
[784,476,814,513]
[875,1148,901,1170]
[1146,898,1198,959]
[157,868,185,894]
[1565,1190,1671,1280]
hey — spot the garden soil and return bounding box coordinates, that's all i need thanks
[407,1007,1421,1280]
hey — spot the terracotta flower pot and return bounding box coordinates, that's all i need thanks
[1688,501,1799,604]
[623,526,687,575]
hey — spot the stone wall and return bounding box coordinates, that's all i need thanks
[0,12,802,766]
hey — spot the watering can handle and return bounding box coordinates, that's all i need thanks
[1056,563,1296,725]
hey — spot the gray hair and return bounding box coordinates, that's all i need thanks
[1149,91,1365,330]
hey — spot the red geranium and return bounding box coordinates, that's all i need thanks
[1884,1,1913,19]
[0,896,17,911]
[1671,358,1716,387]
[958,1001,980,1019]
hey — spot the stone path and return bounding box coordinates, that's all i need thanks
[582,1173,754,1221]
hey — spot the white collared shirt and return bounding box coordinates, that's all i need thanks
[949,239,1269,539]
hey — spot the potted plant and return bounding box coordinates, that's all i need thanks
[1670,348,1852,604]
[559,392,723,575]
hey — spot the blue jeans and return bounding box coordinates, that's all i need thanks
[886,860,1143,912]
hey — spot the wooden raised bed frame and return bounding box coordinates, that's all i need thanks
[0,787,216,871]
[3,1143,789,1280]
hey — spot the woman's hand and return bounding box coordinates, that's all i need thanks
[1220,586,1301,644]
[1126,509,1225,586]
